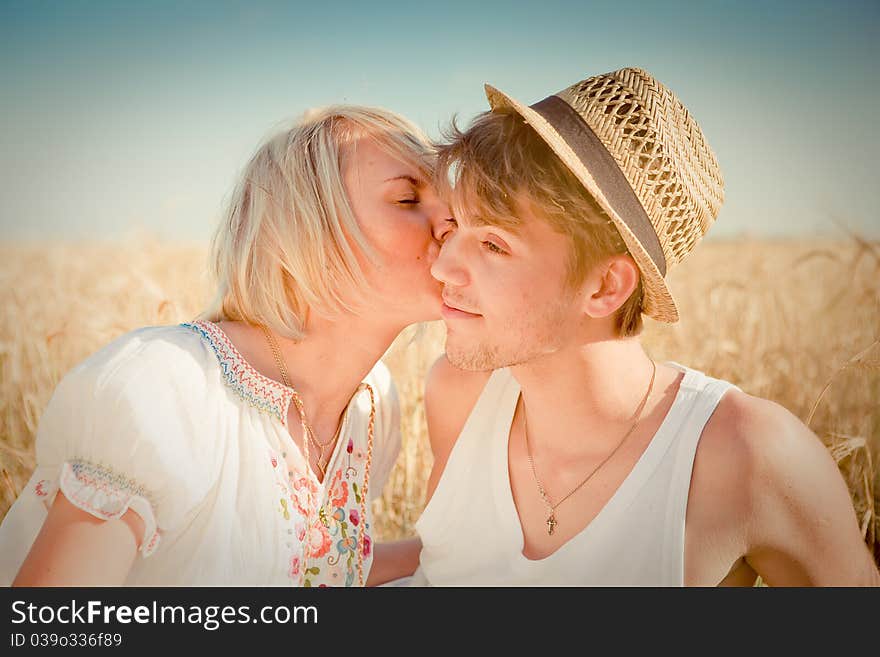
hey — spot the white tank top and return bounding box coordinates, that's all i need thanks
[411,362,739,586]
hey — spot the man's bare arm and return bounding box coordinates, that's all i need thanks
[423,356,491,506]
[729,393,880,586]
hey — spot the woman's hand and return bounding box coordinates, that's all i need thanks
[365,537,422,586]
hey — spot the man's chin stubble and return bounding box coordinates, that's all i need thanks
[444,341,499,372]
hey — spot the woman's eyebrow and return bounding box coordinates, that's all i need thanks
[383,174,422,186]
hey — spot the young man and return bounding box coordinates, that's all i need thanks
[412,68,880,586]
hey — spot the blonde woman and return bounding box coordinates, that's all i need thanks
[0,106,447,587]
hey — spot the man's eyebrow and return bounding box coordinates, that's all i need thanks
[466,213,523,235]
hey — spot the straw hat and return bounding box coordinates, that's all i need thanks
[485,67,724,323]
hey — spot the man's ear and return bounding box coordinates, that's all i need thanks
[582,254,640,319]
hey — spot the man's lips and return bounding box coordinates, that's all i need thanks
[441,297,482,319]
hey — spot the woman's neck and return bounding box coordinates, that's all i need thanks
[217,313,403,439]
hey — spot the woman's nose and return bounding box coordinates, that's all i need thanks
[428,202,453,244]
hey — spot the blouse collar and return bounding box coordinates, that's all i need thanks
[181,320,294,425]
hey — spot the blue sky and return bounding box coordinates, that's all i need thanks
[1,0,878,241]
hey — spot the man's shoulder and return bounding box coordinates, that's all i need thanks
[686,388,822,565]
[701,388,814,473]
[694,386,829,512]
[424,356,494,455]
[692,381,879,585]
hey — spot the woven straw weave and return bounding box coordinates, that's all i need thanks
[559,68,724,268]
[486,67,725,322]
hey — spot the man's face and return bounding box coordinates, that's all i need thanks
[431,197,586,371]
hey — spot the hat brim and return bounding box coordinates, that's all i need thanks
[484,83,679,324]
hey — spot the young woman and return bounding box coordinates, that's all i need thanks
[0,105,447,586]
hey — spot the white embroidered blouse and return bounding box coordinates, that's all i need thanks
[0,320,401,586]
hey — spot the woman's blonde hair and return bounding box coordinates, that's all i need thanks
[200,105,435,339]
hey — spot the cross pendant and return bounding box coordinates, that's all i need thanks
[546,513,557,535]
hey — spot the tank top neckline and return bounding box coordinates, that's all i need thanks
[489,361,703,571]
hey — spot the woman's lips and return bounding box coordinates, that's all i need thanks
[441,302,482,320]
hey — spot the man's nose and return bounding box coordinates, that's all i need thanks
[430,232,468,288]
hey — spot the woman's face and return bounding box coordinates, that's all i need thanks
[343,137,448,325]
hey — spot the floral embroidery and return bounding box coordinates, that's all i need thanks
[333,509,345,526]
[34,480,51,497]
[143,531,161,555]
[181,321,293,425]
[302,565,321,588]
[290,473,318,517]
[252,379,377,587]
[328,469,348,508]
[306,519,332,558]
[323,506,359,585]
[270,445,373,587]
[344,438,358,479]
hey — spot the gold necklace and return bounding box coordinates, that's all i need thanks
[260,324,376,586]
[261,325,340,478]
[524,360,657,536]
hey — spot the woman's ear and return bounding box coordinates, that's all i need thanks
[582,254,640,319]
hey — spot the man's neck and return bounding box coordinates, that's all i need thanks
[509,338,661,457]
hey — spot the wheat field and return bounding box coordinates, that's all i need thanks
[1,237,878,569]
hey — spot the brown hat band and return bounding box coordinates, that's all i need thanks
[530,95,667,276]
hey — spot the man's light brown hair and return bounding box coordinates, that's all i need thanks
[436,107,644,337]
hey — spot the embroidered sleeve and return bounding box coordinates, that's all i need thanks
[32,328,221,557]
[32,460,161,556]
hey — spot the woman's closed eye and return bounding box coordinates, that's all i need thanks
[437,218,457,241]
[385,175,423,206]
